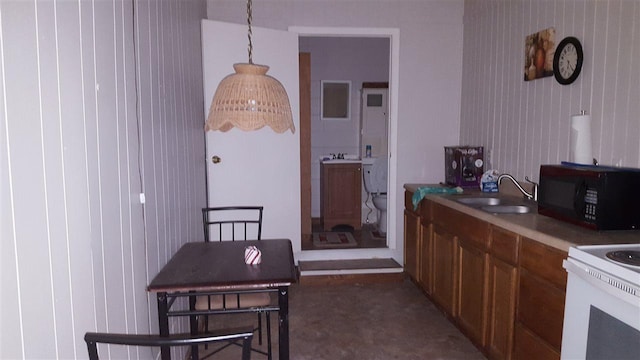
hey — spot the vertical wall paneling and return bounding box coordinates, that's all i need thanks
[461,0,640,180]
[0,0,207,358]
[0,4,24,357]
[133,0,208,339]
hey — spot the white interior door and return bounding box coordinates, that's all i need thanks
[360,88,389,158]
[201,20,301,251]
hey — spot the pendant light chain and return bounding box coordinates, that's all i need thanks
[205,0,295,134]
[247,0,253,64]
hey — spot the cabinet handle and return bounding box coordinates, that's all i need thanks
[211,155,221,164]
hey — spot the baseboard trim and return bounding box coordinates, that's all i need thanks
[299,271,405,286]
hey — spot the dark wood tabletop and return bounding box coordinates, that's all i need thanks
[148,239,297,293]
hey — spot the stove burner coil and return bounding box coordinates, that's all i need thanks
[606,250,640,267]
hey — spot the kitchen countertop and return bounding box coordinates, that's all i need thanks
[404,183,640,252]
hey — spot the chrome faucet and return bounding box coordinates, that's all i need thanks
[498,174,538,201]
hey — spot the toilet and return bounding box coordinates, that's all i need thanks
[362,156,388,234]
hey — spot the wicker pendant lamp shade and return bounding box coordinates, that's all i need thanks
[205,63,295,133]
[204,0,295,134]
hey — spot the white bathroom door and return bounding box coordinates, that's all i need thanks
[201,20,301,247]
[360,88,388,158]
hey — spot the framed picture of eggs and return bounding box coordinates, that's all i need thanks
[524,27,556,81]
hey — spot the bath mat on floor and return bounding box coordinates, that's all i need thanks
[312,232,357,248]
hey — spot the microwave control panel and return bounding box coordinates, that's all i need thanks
[584,188,598,221]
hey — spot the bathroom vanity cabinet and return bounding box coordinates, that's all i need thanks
[320,163,362,231]
[404,187,569,360]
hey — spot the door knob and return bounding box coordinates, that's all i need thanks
[211,155,221,164]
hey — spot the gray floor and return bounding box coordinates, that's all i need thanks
[200,280,486,360]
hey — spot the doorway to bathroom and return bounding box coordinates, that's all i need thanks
[293,27,398,252]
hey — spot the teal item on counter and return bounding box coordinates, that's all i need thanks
[412,186,464,210]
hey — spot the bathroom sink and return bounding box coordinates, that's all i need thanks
[456,197,502,206]
[480,205,532,214]
[322,159,362,164]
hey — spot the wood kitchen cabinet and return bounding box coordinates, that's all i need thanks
[488,257,518,359]
[430,202,459,315]
[453,208,491,347]
[514,238,567,360]
[419,222,433,293]
[320,163,362,231]
[487,227,519,360]
[457,237,489,346]
[403,189,568,360]
[404,190,434,294]
[403,205,421,282]
[419,200,433,293]
[431,223,457,315]
[432,201,491,346]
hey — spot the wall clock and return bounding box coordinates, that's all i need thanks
[553,36,583,85]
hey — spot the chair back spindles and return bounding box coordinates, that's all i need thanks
[202,206,263,242]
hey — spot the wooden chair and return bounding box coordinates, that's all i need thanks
[198,206,274,359]
[84,326,253,360]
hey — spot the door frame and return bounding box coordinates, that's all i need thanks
[289,26,400,250]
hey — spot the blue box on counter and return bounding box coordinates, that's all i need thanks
[482,181,498,192]
[445,146,484,188]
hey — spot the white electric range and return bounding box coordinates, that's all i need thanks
[561,243,640,359]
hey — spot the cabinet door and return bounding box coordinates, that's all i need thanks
[457,238,489,346]
[513,323,560,360]
[432,225,457,314]
[517,270,566,351]
[403,209,420,281]
[520,238,567,289]
[321,163,362,230]
[516,238,567,355]
[487,256,517,360]
[419,222,432,294]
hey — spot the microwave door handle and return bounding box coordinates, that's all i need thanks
[573,181,587,214]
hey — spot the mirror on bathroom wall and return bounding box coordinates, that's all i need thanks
[321,80,351,121]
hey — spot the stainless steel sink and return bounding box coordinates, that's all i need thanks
[456,197,502,206]
[454,195,534,215]
[480,205,532,214]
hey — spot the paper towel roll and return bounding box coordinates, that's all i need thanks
[570,113,592,165]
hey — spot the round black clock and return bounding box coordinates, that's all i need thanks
[553,36,583,85]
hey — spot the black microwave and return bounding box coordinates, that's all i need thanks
[538,164,640,231]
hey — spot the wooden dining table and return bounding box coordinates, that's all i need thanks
[147,239,297,360]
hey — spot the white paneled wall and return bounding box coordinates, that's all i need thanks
[1,0,206,358]
[461,0,640,181]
